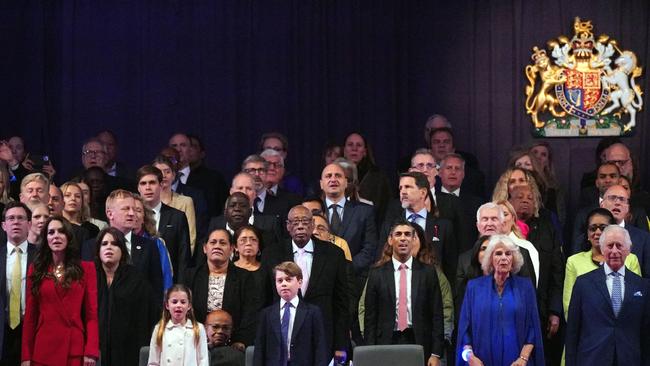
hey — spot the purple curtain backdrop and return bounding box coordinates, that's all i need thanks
[2,0,649,218]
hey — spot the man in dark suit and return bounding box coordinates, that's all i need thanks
[438,153,484,241]
[599,185,650,277]
[81,190,163,303]
[254,261,328,366]
[260,149,302,222]
[380,172,457,281]
[169,133,228,217]
[407,149,474,252]
[365,220,444,366]
[566,225,650,366]
[261,205,350,361]
[96,130,134,180]
[136,165,191,280]
[319,163,378,275]
[1,202,38,364]
[205,192,281,253]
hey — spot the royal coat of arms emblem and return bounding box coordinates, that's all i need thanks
[525,17,643,137]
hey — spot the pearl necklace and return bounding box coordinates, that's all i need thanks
[54,264,65,279]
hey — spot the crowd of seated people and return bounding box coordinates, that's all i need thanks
[1,117,649,366]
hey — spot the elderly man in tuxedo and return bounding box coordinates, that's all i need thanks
[566,225,650,365]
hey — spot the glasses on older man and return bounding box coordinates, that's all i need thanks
[83,150,105,157]
[604,195,629,204]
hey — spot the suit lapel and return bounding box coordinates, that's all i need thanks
[384,262,396,307]
[271,305,282,341]
[592,267,616,317]
[340,201,356,237]
[410,260,421,310]
[620,269,640,318]
[159,204,171,234]
[291,301,307,343]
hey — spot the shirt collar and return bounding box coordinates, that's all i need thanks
[257,189,267,201]
[325,197,346,208]
[165,319,194,330]
[604,262,626,277]
[152,201,163,214]
[6,240,28,255]
[270,185,279,195]
[179,166,191,184]
[392,256,413,271]
[280,296,300,310]
[125,230,132,243]
[405,208,427,220]
[618,220,626,228]
[441,186,460,196]
[106,162,117,176]
[292,239,314,254]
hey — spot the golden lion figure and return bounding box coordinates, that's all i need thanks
[525,47,567,128]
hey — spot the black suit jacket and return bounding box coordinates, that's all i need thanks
[82,233,163,304]
[186,163,228,217]
[435,192,474,253]
[325,200,378,274]
[364,259,444,358]
[0,241,37,358]
[253,300,329,366]
[158,203,191,280]
[566,266,650,366]
[175,182,210,245]
[526,214,565,320]
[261,237,350,353]
[181,263,259,346]
[260,188,302,224]
[380,209,458,282]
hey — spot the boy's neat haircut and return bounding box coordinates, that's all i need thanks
[273,261,303,281]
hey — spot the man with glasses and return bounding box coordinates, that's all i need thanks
[261,205,350,363]
[0,202,38,364]
[600,185,650,277]
[259,132,305,196]
[260,149,302,223]
[206,309,245,366]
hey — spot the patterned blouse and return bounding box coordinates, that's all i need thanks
[207,273,227,312]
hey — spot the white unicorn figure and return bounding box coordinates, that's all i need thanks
[601,51,643,132]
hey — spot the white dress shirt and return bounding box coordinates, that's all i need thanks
[279,296,300,359]
[392,256,413,329]
[441,186,461,197]
[147,320,209,366]
[604,263,626,300]
[256,189,267,213]
[293,240,314,294]
[178,166,191,185]
[152,201,163,231]
[429,188,438,205]
[125,231,133,255]
[6,241,28,315]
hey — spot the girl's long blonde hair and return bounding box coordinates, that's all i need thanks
[156,284,201,348]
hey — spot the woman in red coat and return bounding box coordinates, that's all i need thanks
[21,216,99,366]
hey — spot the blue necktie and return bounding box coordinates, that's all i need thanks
[281,302,291,364]
[611,272,622,317]
[408,213,420,223]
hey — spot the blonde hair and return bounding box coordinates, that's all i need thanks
[156,285,201,348]
[105,189,133,210]
[0,166,12,204]
[60,182,88,222]
[20,172,49,193]
[132,194,159,236]
[492,168,542,217]
[480,235,524,274]
[494,200,523,239]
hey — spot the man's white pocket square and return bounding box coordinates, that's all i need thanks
[634,291,643,297]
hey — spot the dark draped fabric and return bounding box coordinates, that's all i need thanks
[2,1,650,220]
[96,264,157,366]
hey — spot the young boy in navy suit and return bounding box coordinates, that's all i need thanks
[254,261,329,366]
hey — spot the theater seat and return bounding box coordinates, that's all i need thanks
[245,345,255,366]
[353,344,424,366]
[139,346,149,366]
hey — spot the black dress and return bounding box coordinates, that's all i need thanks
[97,264,157,366]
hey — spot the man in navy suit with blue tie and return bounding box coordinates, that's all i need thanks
[566,225,650,366]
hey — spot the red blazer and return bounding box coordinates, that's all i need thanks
[22,261,99,365]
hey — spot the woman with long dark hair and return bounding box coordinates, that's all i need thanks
[22,216,99,366]
[95,227,157,366]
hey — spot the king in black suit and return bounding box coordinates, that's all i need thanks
[365,220,444,366]
[261,205,350,358]
[566,225,650,366]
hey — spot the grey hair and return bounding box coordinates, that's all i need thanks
[425,114,452,128]
[241,154,268,170]
[260,148,285,165]
[439,153,466,170]
[81,137,107,153]
[480,235,524,274]
[333,157,358,183]
[410,148,437,165]
[476,202,505,223]
[599,225,632,251]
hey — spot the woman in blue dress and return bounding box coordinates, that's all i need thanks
[456,235,544,366]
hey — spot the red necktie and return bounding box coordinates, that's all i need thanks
[398,263,408,331]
